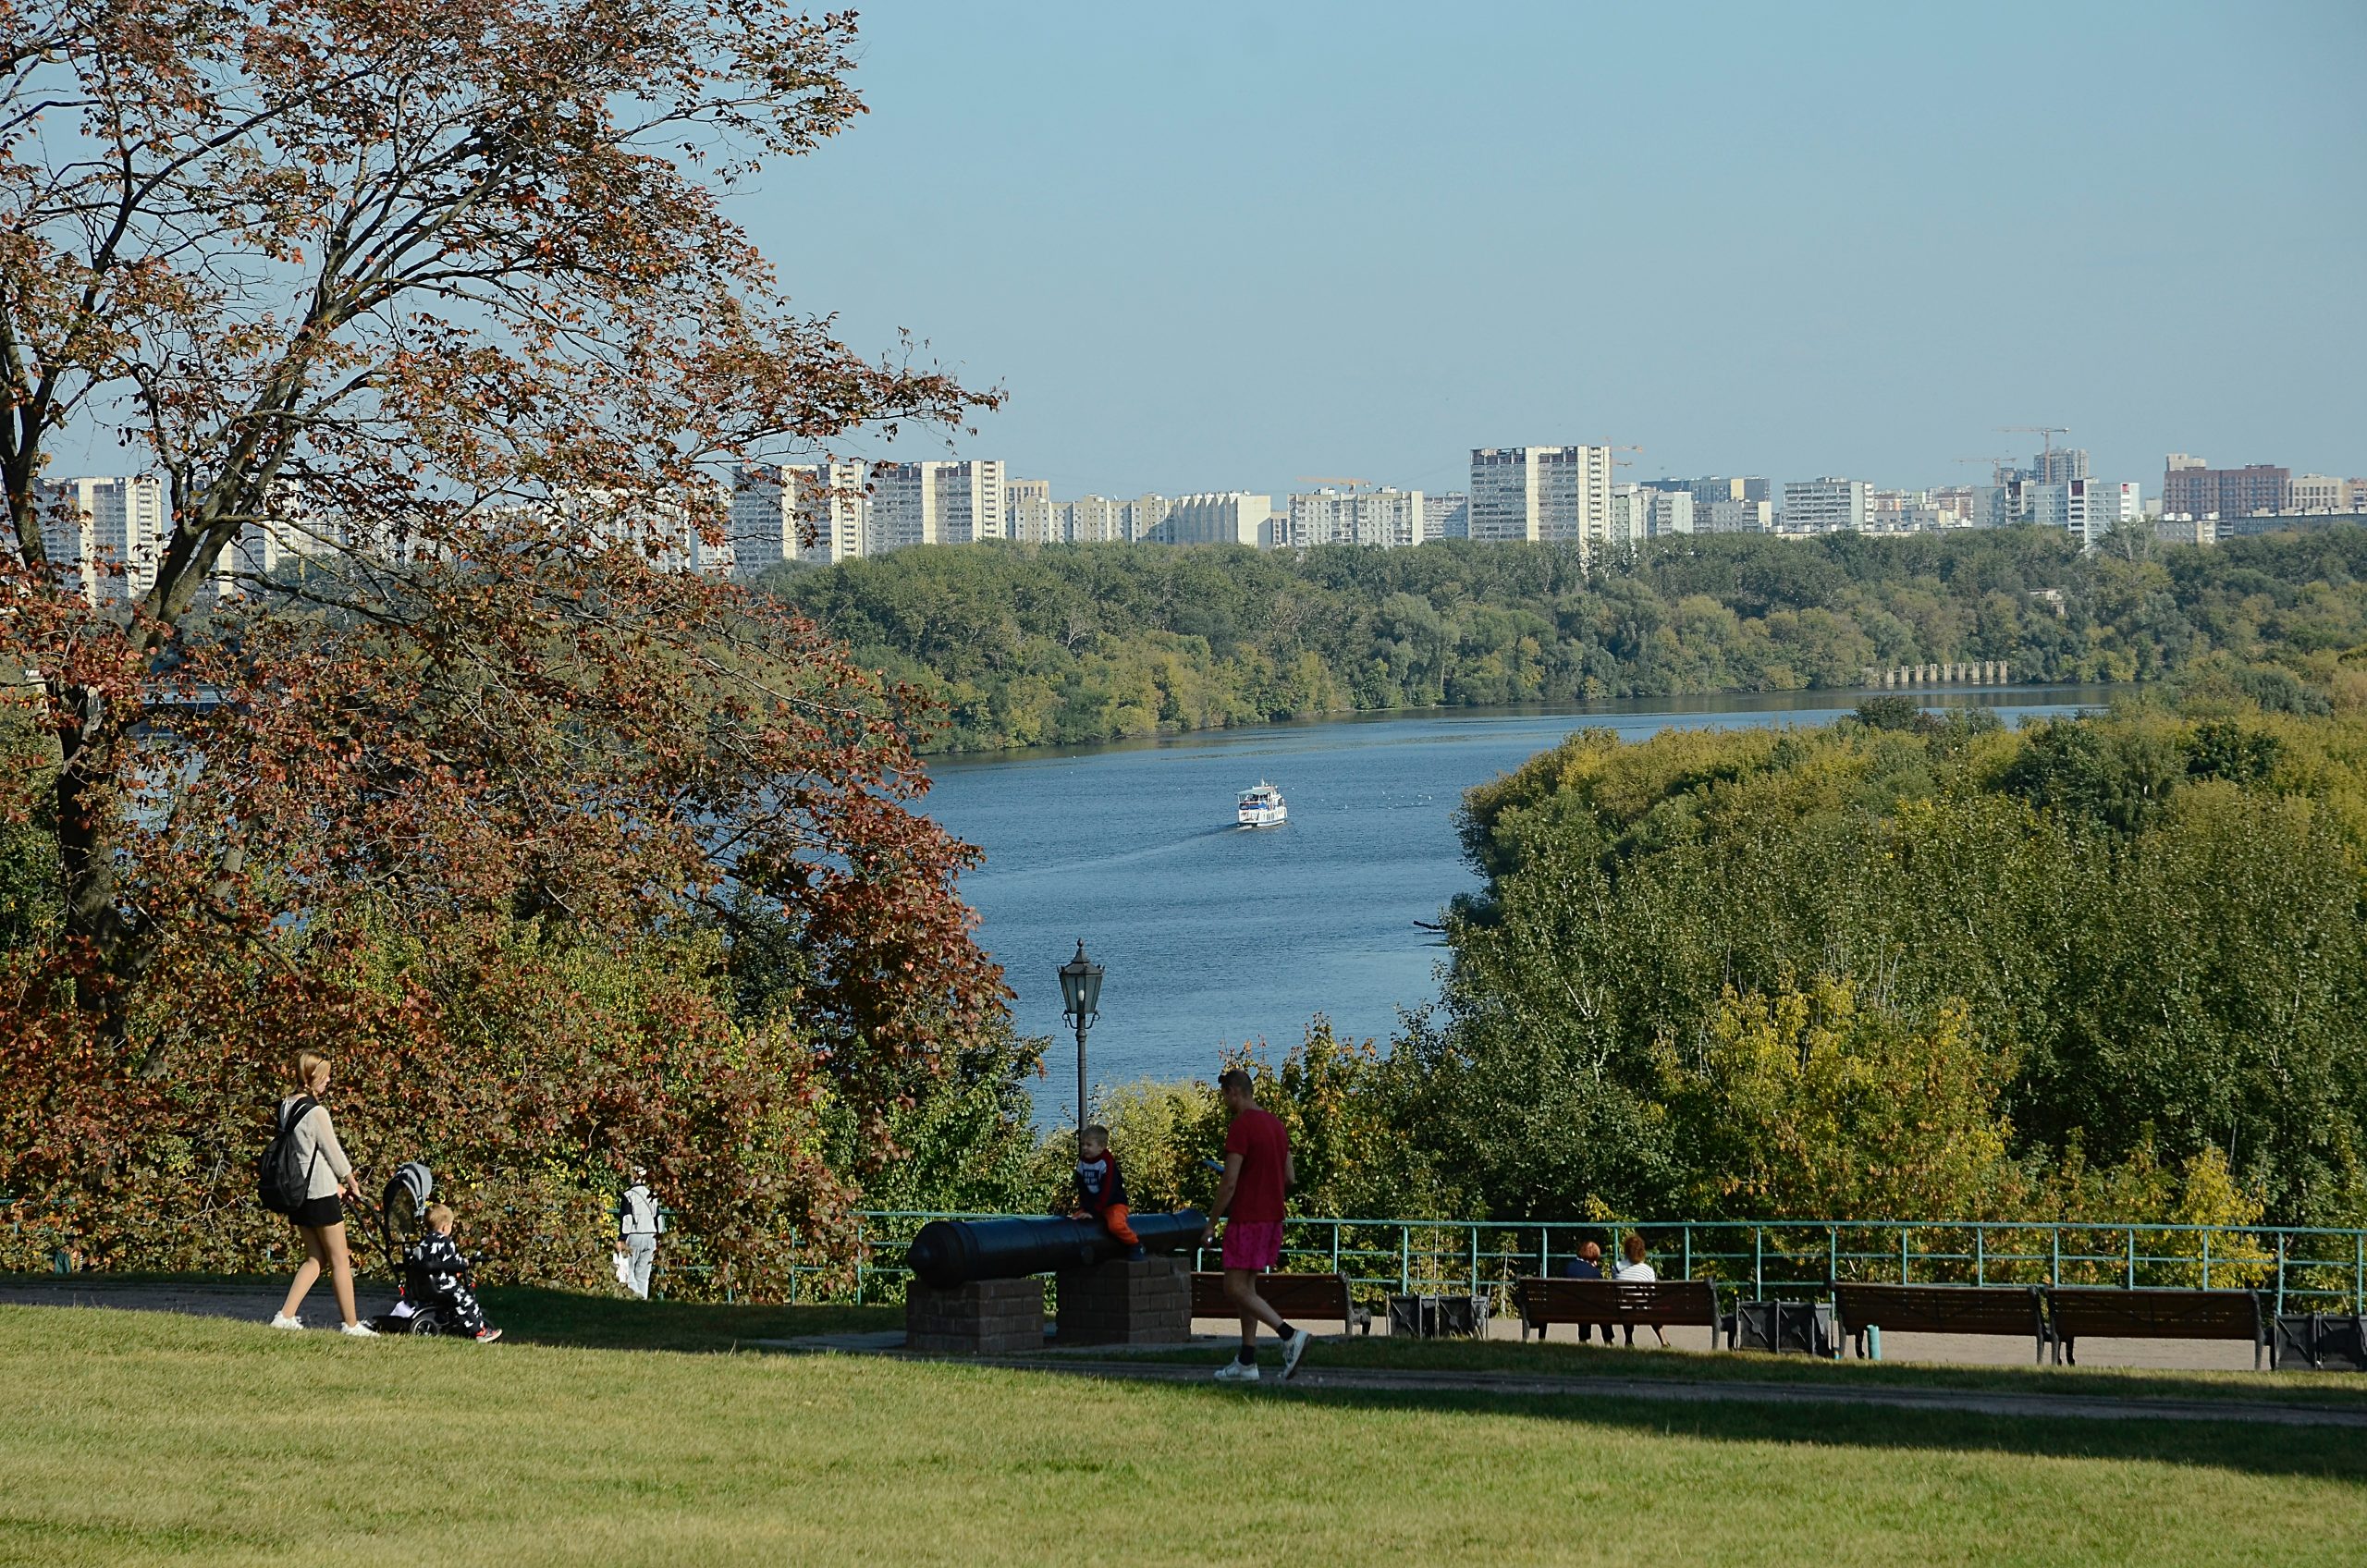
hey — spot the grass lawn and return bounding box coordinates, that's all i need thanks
[3,1304,2364,1567]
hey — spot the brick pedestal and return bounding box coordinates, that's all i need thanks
[905,1277,1046,1354]
[1056,1256,1191,1346]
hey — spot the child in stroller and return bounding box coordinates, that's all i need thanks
[370,1163,501,1341]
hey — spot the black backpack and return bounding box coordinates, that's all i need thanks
[257,1095,321,1216]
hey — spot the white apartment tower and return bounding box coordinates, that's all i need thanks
[730,461,867,570]
[870,459,1007,552]
[1467,446,1613,545]
[1422,493,1469,541]
[1159,493,1274,546]
[1285,488,1426,548]
[1122,494,1171,544]
[39,474,168,605]
[1781,478,1872,533]
[1008,495,1062,545]
[1064,495,1125,544]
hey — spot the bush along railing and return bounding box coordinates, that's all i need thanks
[739,1213,2367,1315]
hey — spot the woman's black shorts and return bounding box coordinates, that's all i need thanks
[290,1194,345,1230]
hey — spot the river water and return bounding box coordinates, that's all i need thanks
[921,687,2119,1118]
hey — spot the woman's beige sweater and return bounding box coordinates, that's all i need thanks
[279,1096,354,1202]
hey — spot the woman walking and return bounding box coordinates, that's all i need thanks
[270,1051,376,1336]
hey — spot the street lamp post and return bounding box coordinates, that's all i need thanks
[1056,939,1104,1135]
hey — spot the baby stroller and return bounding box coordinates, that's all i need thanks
[367,1161,475,1338]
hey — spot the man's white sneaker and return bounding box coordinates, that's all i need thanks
[1213,1359,1260,1383]
[268,1314,303,1331]
[338,1321,379,1338]
[1281,1328,1311,1379]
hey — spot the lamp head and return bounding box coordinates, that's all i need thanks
[1057,938,1103,1023]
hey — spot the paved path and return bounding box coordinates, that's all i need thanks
[968,1353,2367,1429]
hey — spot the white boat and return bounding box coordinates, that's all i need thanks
[1237,781,1287,827]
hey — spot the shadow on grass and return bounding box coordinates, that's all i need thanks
[476,1283,898,1353]
[1148,1376,2367,1486]
[1114,1334,2367,1410]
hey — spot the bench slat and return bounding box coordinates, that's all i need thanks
[1189,1271,1365,1330]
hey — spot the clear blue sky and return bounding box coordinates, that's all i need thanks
[746,0,2365,500]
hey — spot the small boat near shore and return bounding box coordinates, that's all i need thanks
[1237,781,1287,827]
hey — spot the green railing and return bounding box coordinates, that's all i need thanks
[786,1213,2367,1314]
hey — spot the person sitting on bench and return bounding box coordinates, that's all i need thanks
[1614,1233,1667,1347]
[1558,1240,1612,1342]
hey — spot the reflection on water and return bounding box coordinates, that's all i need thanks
[920,688,2122,1119]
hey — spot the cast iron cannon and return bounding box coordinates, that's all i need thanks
[905,1209,1208,1289]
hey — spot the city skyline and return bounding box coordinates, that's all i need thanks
[730,1,2363,503]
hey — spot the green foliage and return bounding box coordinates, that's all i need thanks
[1038,1018,1453,1221]
[768,527,2367,753]
[1656,978,2030,1220]
[1423,699,2367,1229]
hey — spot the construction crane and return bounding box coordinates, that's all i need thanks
[1294,474,1373,492]
[1593,444,1644,470]
[1999,425,2071,472]
[1956,455,2017,486]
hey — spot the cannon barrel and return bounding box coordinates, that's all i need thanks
[905,1209,1207,1289]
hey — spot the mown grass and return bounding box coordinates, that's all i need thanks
[1115,1329,2367,1408]
[2,1303,2363,1567]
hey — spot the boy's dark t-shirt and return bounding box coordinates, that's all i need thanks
[1073,1150,1128,1216]
[1223,1108,1290,1224]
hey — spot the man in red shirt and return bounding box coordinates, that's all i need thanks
[1201,1068,1309,1382]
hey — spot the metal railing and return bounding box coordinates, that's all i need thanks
[778,1213,2367,1314]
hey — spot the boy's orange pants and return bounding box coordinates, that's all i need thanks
[1100,1204,1140,1246]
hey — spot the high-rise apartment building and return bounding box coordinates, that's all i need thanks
[2032,447,2090,484]
[1781,478,1871,533]
[1005,477,1050,508]
[1697,497,1774,534]
[1421,492,1469,542]
[1974,477,2139,547]
[2290,474,2350,511]
[2163,457,2288,520]
[1007,495,1061,545]
[1467,446,1613,545]
[38,474,168,605]
[869,459,1007,552]
[729,460,868,570]
[1652,475,1769,510]
[1159,493,1274,546]
[1607,485,1652,550]
[1065,495,1125,544]
[1122,495,1171,544]
[1284,488,1425,549]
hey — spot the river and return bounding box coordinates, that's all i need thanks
[920,687,2119,1118]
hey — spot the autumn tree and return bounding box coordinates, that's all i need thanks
[0,1,1011,1277]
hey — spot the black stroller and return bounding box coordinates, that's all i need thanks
[367,1161,476,1337]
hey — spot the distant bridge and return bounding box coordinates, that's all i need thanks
[1860,661,2011,689]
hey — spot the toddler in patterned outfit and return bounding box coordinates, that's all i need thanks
[409,1202,502,1342]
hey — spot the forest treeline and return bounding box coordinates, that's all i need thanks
[1001,690,2367,1243]
[766,528,2367,752]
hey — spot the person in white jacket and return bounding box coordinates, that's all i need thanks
[616,1167,662,1300]
[270,1051,375,1336]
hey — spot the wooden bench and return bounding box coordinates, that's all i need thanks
[1191,1271,1372,1335]
[1831,1283,2050,1363]
[1509,1278,1722,1344]
[2044,1288,2266,1368]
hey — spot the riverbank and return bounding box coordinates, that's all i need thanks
[921,689,2121,1099]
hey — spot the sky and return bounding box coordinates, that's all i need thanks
[740,0,2367,501]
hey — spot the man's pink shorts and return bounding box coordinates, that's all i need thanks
[1220,1219,1284,1271]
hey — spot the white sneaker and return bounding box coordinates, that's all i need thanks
[338,1321,379,1338]
[268,1313,303,1331]
[1214,1358,1260,1383]
[1282,1328,1311,1379]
